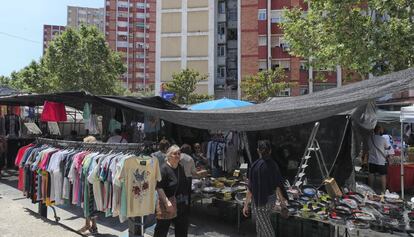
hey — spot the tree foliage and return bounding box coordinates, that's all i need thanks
[282,0,414,78]
[165,69,212,104]
[1,25,126,95]
[241,68,296,103]
[43,25,126,95]
[9,60,52,93]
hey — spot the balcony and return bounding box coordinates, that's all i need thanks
[218,13,226,22]
[215,77,226,86]
[227,20,237,29]
[218,34,226,44]
[227,40,237,49]
[217,56,226,66]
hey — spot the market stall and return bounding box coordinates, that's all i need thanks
[5,67,414,236]
[0,91,184,167]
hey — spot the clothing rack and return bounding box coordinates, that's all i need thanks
[34,137,156,236]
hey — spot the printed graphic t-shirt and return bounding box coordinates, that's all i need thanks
[118,156,161,217]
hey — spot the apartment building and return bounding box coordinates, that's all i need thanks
[105,0,155,91]
[240,0,341,96]
[43,25,66,55]
[67,6,105,32]
[155,0,215,96]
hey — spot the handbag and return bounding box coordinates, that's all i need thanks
[156,166,180,220]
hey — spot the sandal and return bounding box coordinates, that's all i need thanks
[89,226,98,234]
[77,225,91,233]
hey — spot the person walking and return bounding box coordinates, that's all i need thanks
[368,125,389,193]
[243,140,288,237]
[154,145,189,237]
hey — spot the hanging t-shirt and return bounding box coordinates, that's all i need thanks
[117,156,161,217]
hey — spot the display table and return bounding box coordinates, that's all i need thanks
[387,163,414,192]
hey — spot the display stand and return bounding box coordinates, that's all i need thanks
[34,138,153,235]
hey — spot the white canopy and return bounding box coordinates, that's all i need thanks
[401,105,414,123]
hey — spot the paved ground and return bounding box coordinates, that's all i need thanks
[0,169,255,237]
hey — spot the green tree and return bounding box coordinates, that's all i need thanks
[8,60,52,93]
[242,68,295,103]
[165,69,212,104]
[43,25,126,95]
[282,0,414,78]
[0,75,11,86]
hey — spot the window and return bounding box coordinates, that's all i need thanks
[218,22,226,35]
[276,88,291,97]
[137,3,147,9]
[217,67,226,78]
[228,9,237,21]
[279,37,290,51]
[136,42,145,48]
[272,60,290,70]
[117,21,128,27]
[136,53,145,59]
[116,41,128,48]
[258,9,267,20]
[136,13,147,19]
[227,29,237,40]
[258,61,267,71]
[300,61,308,71]
[118,12,129,18]
[106,1,110,6]
[271,36,280,47]
[136,22,147,28]
[218,1,226,14]
[117,1,129,8]
[217,45,226,57]
[271,10,283,23]
[258,36,267,46]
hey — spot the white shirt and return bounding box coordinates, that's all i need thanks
[107,135,128,143]
[368,134,388,165]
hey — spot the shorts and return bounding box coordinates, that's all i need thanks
[369,163,387,175]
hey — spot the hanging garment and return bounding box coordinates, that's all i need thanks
[115,156,161,217]
[5,114,20,136]
[41,101,67,122]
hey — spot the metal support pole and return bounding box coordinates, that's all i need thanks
[401,122,405,199]
[38,203,47,218]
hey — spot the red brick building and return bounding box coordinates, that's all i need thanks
[43,25,66,55]
[105,0,155,91]
[240,0,340,96]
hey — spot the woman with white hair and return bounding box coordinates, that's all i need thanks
[154,145,189,237]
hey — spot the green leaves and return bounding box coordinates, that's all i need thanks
[1,25,126,95]
[43,25,126,95]
[164,69,210,104]
[282,0,414,77]
[241,68,296,103]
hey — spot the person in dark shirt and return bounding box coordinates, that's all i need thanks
[243,140,288,237]
[154,145,189,237]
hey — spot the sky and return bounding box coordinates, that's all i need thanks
[0,0,103,77]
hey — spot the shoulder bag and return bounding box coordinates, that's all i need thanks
[156,167,179,220]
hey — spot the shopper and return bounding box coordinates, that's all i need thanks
[106,129,128,143]
[151,138,170,167]
[180,144,208,205]
[367,125,389,193]
[154,145,189,237]
[243,140,288,237]
[192,143,208,169]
